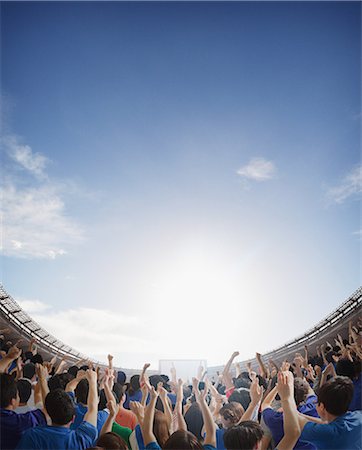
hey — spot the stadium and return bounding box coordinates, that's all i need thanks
[1,284,361,375]
[1,1,361,449]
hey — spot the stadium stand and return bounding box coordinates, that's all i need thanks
[0,283,361,373]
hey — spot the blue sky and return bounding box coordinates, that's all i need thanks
[1,1,361,369]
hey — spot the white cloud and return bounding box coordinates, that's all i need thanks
[29,305,152,366]
[327,165,362,204]
[237,157,276,181]
[1,135,84,259]
[1,183,83,259]
[5,136,48,179]
[16,298,51,313]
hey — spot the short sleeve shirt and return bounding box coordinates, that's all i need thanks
[299,411,362,450]
[1,408,46,450]
[16,421,98,450]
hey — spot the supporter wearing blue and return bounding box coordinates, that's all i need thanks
[298,376,362,449]
[66,377,108,434]
[16,368,98,450]
[0,373,46,450]
[262,378,319,449]
[124,375,143,409]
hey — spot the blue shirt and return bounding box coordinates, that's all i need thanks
[70,403,108,435]
[124,390,143,409]
[300,410,362,449]
[263,396,319,450]
[67,392,108,434]
[350,376,362,411]
[0,408,46,450]
[145,443,216,450]
[16,421,98,450]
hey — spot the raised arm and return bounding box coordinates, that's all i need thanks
[175,379,187,432]
[240,378,263,421]
[261,385,278,411]
[140,362,150,387]
[0,345,22,373]
[222,351,239,390]
[256,352,268,379]
[277,371,301,450]
[157,382,173,430]
[83,370,98,427]
[193,377,216,447]
[140,385,159,446]
[100,399,119,435]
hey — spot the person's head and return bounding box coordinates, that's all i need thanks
[163,430,203,449]
[45,389,75,425]
[23,362,36,380]
[68,365,79,378]
[336,359,355,380]
[113,382,124,405]
[0,373,19,408]
[17,379,32,404]
[293,378,309,406]
[128,375,140,395]
[220,402,244,429]
[48,374,66,391]
[223,421,264,450]
[233,378,251,389]
[184,402,204,440]
[317,376,354,419]
[228,389,251,410]
[96,432,127,449]
[117,371,126,385]
[153,410,170,447]
[31,353,43,365]
[75,378,91,404]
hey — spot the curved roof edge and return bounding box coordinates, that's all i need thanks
[1,284,361,372]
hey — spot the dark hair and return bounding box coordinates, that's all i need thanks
[293,378,309,406]
[164,430,203,449]
[45,389,75,425]
[0,373,18,408]
[98,389,107,411]
[127,375,140,396]
[23,363,36,380]
[228,389,251,410]
[96,432,127,449]
[31,354,43,364]
[223,421,264,450]
[184,402,204,440]
[48,374,69,391]
[68,366,79,378]
[318,376,354,416]
[336,359,355,380]
[75,379,90,404]
[17,379,32,404]
[113,382,123,404]
[117,371,126,385]
[233,378,251,389]
[220,402,244,425]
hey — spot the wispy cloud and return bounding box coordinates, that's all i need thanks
[327,164,362,204]
[237,157,276,181]
[5,136,49,179]
[1,135,84,259]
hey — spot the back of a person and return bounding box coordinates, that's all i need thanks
[71,403,108,435]
[302,410,362,450]
[16,422,98,450]
[263,405,318,450]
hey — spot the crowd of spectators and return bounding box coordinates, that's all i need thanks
[0,318,361,450]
